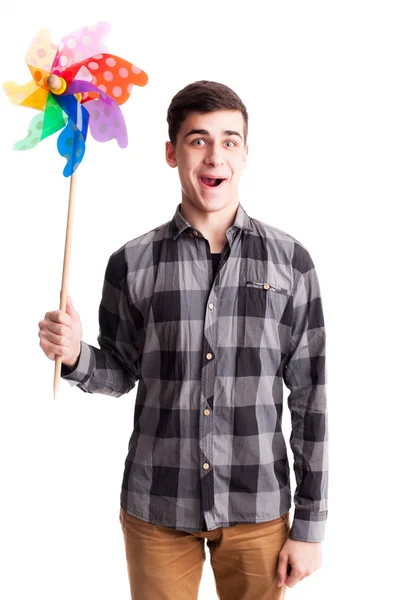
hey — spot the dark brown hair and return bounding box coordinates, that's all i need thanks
[167,80,248,147]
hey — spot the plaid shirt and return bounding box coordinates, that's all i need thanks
[61,201,328,542]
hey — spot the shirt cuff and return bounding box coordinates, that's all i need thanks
[289,509,327,542]
[60,341,94,387]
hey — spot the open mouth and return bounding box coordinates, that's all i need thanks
[200,177,225,188]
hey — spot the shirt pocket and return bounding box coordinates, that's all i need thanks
[245,281,289,295]
[243,280,290,325]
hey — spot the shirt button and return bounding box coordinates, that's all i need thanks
[193,230,199,236]
[263,283,270,290]
[188,233,194,238]
[206,352,213,360]
[204,408,210,416]
[203,463,210,470]
[208,302,214,310]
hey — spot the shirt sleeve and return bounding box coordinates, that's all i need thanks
[283,250,328,542]
[61,249,141,397]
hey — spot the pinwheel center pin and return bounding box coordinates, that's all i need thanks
[46,74,67,94]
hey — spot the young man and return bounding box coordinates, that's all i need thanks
[38,80,328,599]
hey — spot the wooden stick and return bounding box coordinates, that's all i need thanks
[53,170,77,400]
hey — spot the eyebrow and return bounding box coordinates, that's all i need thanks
[184,128,243,141]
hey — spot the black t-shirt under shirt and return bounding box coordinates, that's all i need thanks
[211,251,222,281]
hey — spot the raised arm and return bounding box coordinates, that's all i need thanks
[61,249,141,397]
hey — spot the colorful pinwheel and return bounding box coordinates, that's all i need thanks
[2,23,148,399]
[3,22,148,176]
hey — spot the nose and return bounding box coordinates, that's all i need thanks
[205,143,225,167]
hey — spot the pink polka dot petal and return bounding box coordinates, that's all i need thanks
[113,86,122,98]
[88,61,99,70]
[119,67,129,78]
[93,54,103,60]
[106,57,116,67]
[127,83,133,93]
[131,64,141,74]
[104,71,113,82]
[98,84,107,93]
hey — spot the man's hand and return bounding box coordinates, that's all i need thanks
[38,292,83,367]
[276,538,322,588]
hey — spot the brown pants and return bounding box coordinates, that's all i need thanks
[120,507,291,599]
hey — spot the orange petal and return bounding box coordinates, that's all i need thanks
[64,53,148,105]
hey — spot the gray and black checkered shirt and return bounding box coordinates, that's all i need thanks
[61,201,328,542]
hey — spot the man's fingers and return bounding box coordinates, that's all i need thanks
[40,319,72,337]
[44,310,72,326]
[66,293,79,318]
[276,554,290,587]
[39,337,68,358]
[41,329,71,347]
[285,567,308,588]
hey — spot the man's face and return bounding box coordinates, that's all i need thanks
[165,110,248,214]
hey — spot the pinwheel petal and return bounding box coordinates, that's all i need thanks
[12,93,66,150]
[85,95,128,148]
[52,22,110,75]
[25,29,57,87]
[13,112,45,150]
[53,94,89,177]
[41,93,68,140]
[3,80,48,110]
[58,80,128,147]
[62,53,148,105]
[53,93,89,141]
[75,65,92,82]
[57,120,86,177]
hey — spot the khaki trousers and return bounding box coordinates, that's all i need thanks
[120,507,291,599]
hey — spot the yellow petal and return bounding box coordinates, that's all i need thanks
[3,80,48,110]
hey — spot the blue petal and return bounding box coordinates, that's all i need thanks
[53,93,89,177]
[57,120,86,177]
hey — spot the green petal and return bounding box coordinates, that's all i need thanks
[41,93,67,141]
[13,112,44,151]
[13,94,67,151]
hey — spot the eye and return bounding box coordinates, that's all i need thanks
[225,140,236,147]
[192,138,206,146]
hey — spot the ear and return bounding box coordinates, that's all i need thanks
[165,141,177,168]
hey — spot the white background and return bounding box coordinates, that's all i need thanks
[1,1,398,598]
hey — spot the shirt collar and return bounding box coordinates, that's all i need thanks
[170,201,253,241]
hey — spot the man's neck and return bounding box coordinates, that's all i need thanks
[179,199,239,253]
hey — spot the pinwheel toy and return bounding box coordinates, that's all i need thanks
[3,22,148,399]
